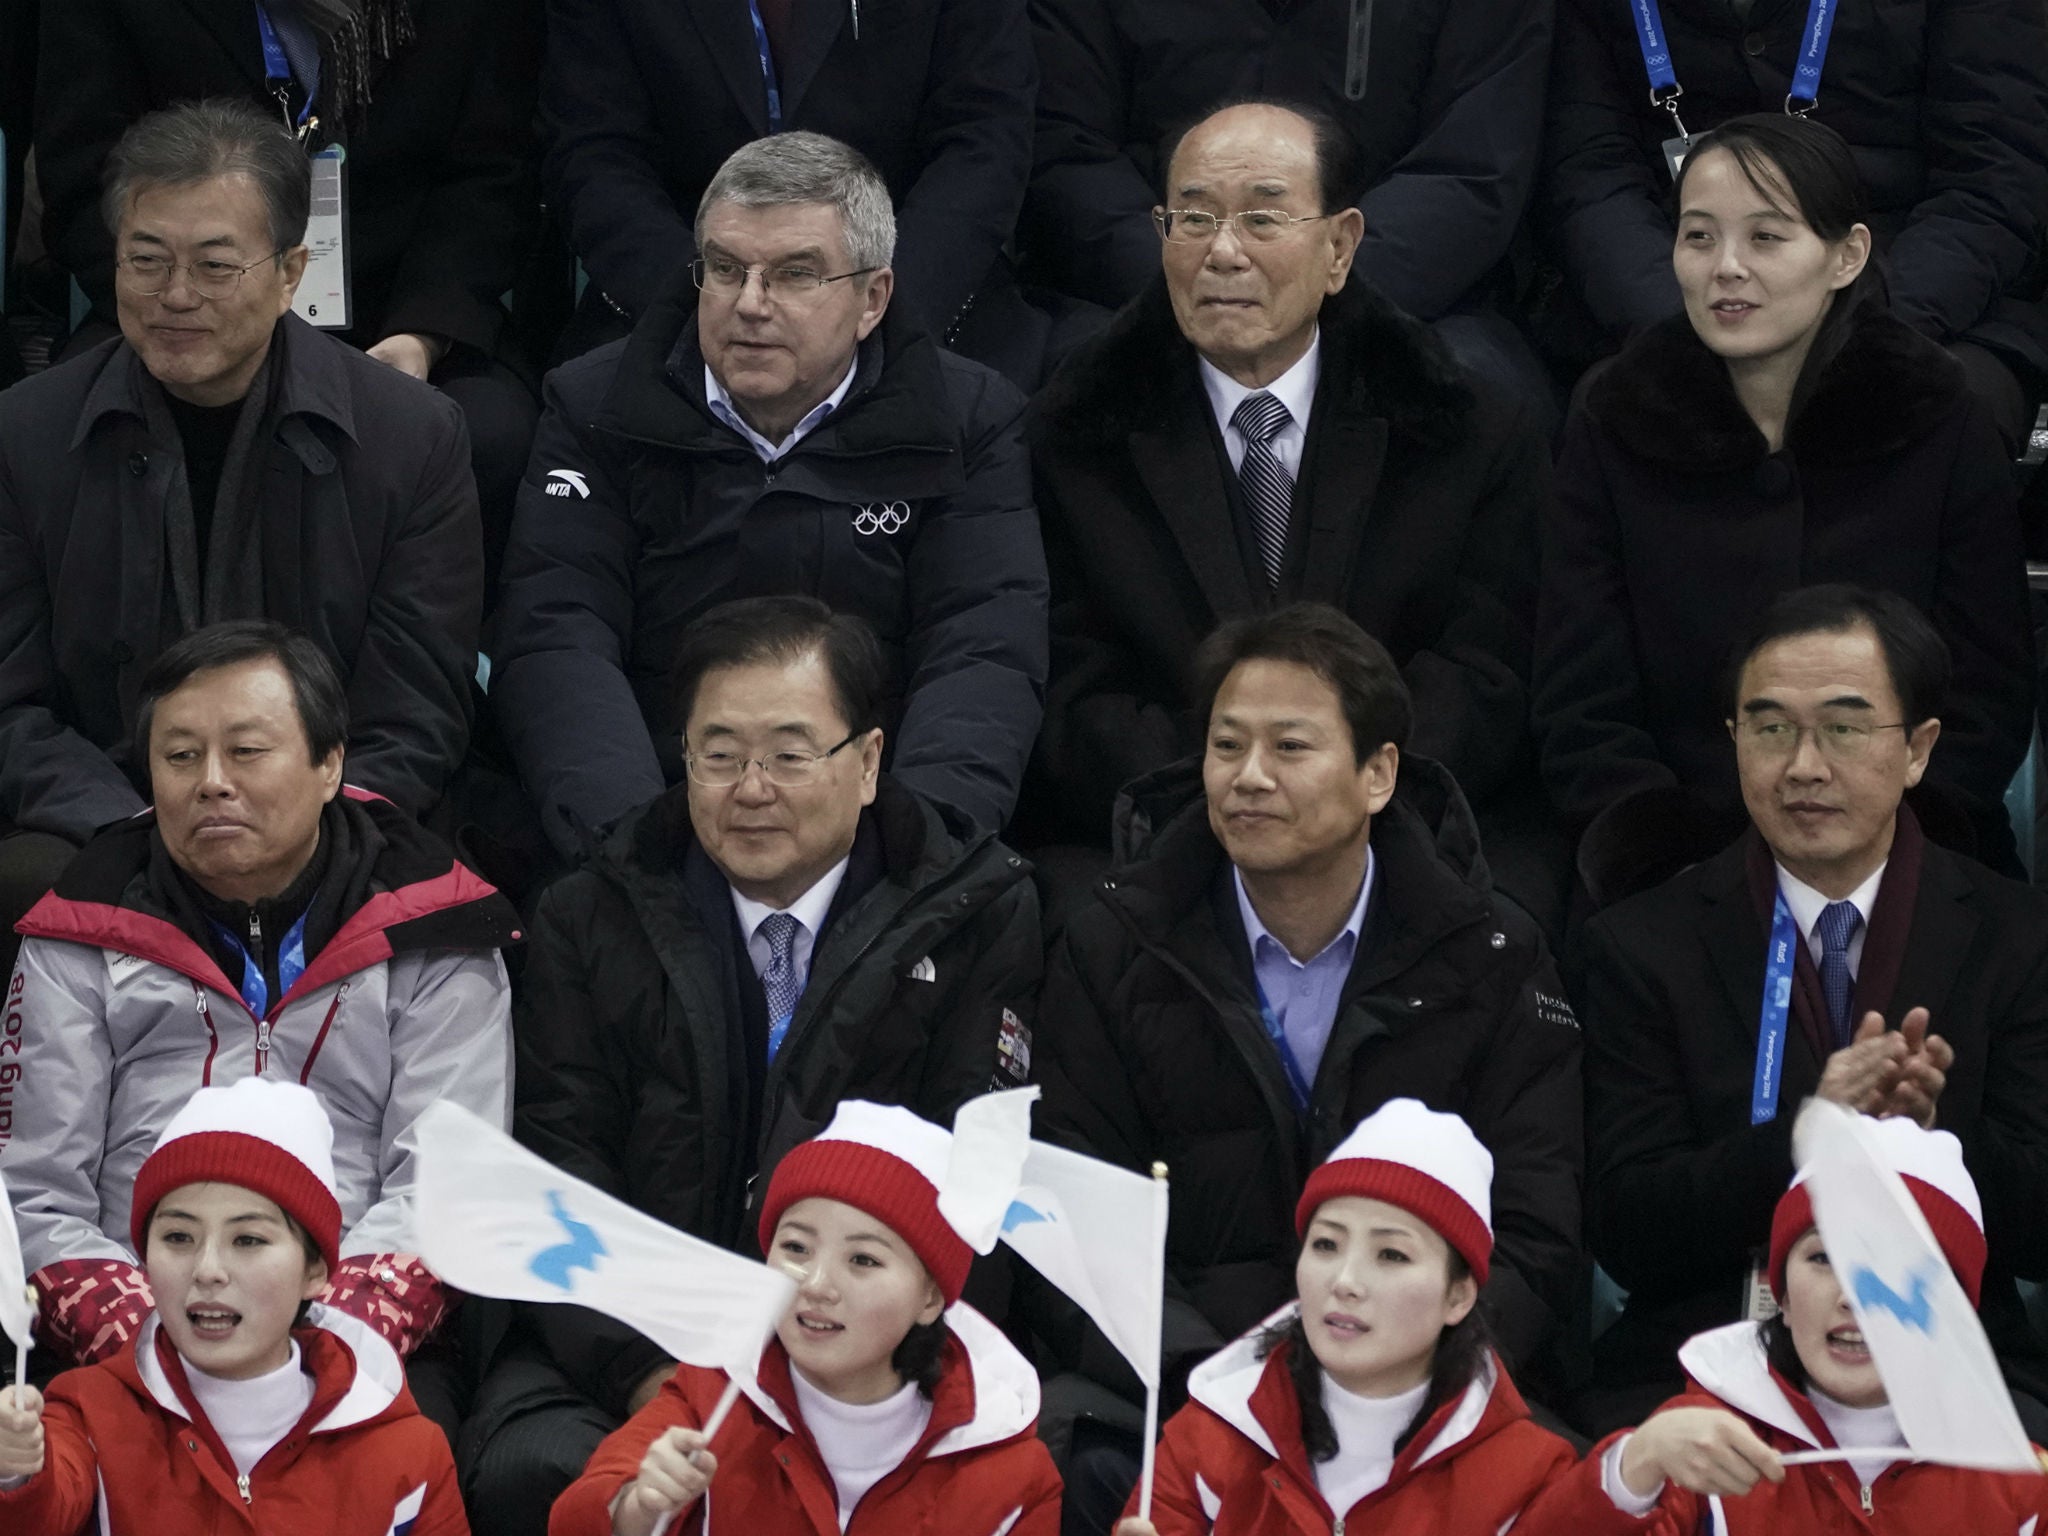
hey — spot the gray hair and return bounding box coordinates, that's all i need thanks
[693,132,896,273]
[102,99,312,252]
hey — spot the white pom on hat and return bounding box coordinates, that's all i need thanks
[1295,1098,1495,1283]
[758,1100,972,1303]
[131,1078,342,1270]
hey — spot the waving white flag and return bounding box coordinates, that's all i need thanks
[413,1101,794,1378]
[1793,1099,2038,1473]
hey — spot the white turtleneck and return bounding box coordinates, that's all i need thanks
[1808,1387,1906,1489]
[182,1341,318,1476]
[790,1371,934,1530]
[1313,1376,1430,1518]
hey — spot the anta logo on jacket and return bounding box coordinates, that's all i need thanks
[0,1305,469,1534]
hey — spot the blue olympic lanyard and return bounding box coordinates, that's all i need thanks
[767,1007,794,1064]
[1749,892,1800,1125]
[1254,982,1314,1113]
[209,909,311,1020]
[1628,0,1839,130]
[746,0,785,134]
[254,5,317,129]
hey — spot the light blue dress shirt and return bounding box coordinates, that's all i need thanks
[1233,851,1376,1099]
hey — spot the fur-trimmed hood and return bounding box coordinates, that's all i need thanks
[1033,275,1476,455]
[1586,301,1971,472]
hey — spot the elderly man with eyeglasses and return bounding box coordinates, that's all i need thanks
[0,99,482,980]
[461,593,1041,1536]
[1025,99,1561,931]
[1574,581,2048,1440]
[491,131,1047,872]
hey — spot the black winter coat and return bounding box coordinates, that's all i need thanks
[1545,0,2048,369]
[0,317,482,839]
[490,283,1047,859]
[1029,278,1546,842]
[1535,304,2035,861]
[1035,756,1583,1397]
[35,0,543,360]
[1024,0,1553,319]
[540,0,1035,337]
[1579,816,2048,1420]
[511,776,1042,1417]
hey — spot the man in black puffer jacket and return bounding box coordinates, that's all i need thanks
[459,596,1042,1536]
[1030,604,1582,1527]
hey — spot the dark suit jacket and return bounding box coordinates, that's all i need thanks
[35,0,542,360]
[1027,276,1547,843]
[1579,812,2048,1421]
[539,0,1035,337]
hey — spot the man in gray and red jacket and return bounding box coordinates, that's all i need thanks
[0,620,517,1413]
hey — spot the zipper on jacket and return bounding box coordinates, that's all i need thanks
[1860,1483,1873,1515]
[299,983,349,1085]
[248,910,262,952]
[237,1472,251,1505]
[255,1019,273,1074]
[194,985,220,1086]
[1332,1520,1344,1536]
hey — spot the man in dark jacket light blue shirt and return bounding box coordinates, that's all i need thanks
[492,132,1048,862]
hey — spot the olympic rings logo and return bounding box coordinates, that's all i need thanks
[852,502,912,536]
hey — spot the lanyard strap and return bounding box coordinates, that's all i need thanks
[746,0,785,135]
[1750,892,1800,1125]
[1627,0,1839,125]
[1254,983,1314,1113]
[255,5,317,129]
[209,908,311,1020]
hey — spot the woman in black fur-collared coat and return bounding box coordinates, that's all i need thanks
[1535,116,2034,883]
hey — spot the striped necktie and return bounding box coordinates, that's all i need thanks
[1231,391,1295,589]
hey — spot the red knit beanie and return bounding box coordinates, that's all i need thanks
[1295,1098,1494,1285]
[758,1101,973,1305]
[131,1078,342,1271]
[1769,1118,1987,1307]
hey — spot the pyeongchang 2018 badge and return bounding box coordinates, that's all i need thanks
[993,1008,1033,1089]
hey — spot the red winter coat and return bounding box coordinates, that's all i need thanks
[0,1305,468,1535]
[550,1303,1062,1536]
[1516,1321,2048,1535]
[1125,1307,1576,1534]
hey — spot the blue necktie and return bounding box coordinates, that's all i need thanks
[758,912,803,1061]
[1231,392,1295,589]
[1816,900,1862,1049]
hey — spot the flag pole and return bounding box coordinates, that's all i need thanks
[1778,1448,1913,1467]
[1137,1162,1170,1523]
[12,1287,30,1403]
[699,1376,744,1447]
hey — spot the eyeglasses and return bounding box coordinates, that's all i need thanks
[1736,716,1910,762]
[114,250,286,299]
[1152,208,1333,244]
[690,256,877,301]
[685,730,864,789]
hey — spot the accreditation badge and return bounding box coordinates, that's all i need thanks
[294,143,352,330]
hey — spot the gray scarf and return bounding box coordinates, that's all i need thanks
[271,0,416,125]
[148,339,283,633]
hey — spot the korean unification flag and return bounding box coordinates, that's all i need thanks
[413,1101,795,1376]
[0,1168,33,1351]
[995,1134,1165,1391]
[1793,1099,2038,1472]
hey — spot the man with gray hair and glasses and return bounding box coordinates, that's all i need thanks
[0,98,483,980]
[492,131,1047,867]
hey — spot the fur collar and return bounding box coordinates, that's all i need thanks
[1587,302,1970,472]
[1033,276,1474,454]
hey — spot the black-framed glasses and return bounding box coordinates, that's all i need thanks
[114,249,287,299]
[689,256,878,301]
[684,730,865,788]
[1152,208,1333,244]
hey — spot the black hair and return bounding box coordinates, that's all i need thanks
[890,1316,948,1400]
[103,98,312,252]
[1723,583,1951,729]
[1192,602,1413,765]
[1760,1313,1809,1393]
[671,595,886,741]
[1671,113,1878,376]
[1160,96,1370,214]
[1259,1247,1494,1462]
[135,620,349,765]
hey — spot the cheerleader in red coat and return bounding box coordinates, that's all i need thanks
[1519,1116,2048,1534]
[550,1100,1063,1536]
[1116,1098,1576,1536]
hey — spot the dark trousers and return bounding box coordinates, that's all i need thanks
[431,346,540,603]
[458,1332,619,1536]
[0,829,77,979]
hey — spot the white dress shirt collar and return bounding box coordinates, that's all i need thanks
[732,855,851,982]
[1775,861,1885,975]
[704,354,859,462]
[1199,329,1321,476]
